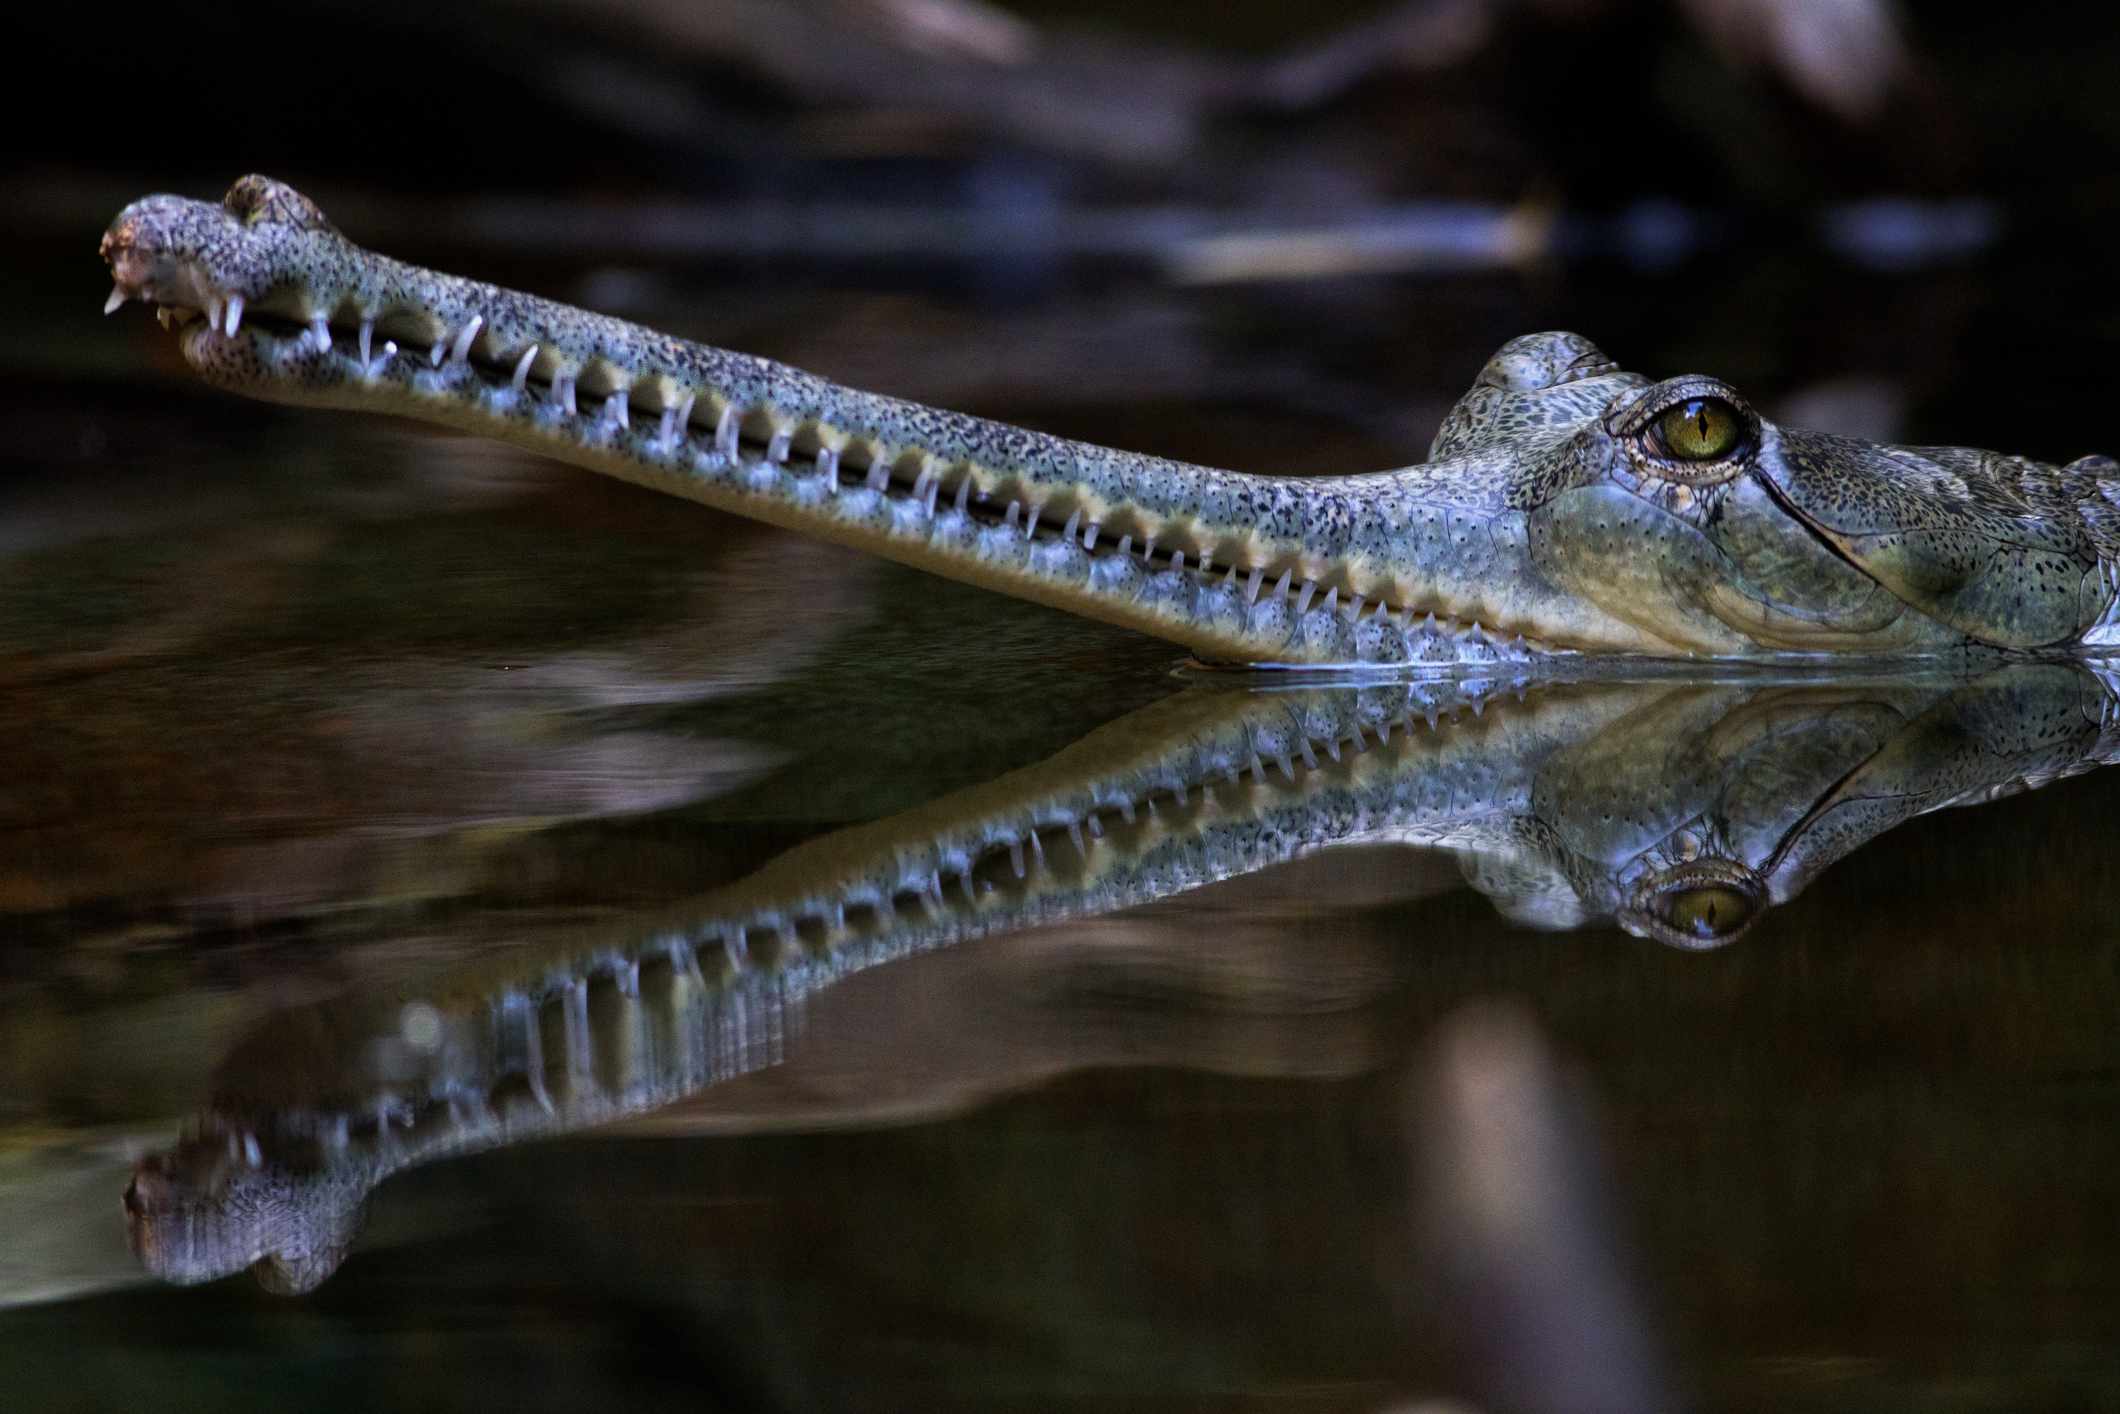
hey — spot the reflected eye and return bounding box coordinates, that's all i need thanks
[1662,885,1755,941]
[1621,862,1766,950]
[1655,397,1743,461]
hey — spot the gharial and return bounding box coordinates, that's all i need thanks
[101,176,2120,668]
[124,662,2120,1292]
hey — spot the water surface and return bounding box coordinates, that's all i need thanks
[5,256,2120,1414]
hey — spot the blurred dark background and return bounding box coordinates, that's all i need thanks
[7,4,2120,1412]
[16,0,2120,463]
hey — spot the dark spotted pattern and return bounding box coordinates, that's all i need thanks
[102,178,2120,662]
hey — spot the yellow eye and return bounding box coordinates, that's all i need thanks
[1622,864,1766,950]
[1655,397,1743,461]
[1661,885,1756,942]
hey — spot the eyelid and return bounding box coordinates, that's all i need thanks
[1605,375,1752,438]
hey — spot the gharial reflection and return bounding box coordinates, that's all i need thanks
[124,661,2119,1292]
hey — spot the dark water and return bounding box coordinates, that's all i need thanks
[6,225,2120,1414]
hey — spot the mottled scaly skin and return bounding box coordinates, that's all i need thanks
[101,178,2120,664]
[125,663,2120,1292]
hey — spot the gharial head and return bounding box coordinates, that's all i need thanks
[1424,330,2120,656]
[100,176,2120,661]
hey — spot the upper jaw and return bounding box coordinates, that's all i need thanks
[103,194,248,332]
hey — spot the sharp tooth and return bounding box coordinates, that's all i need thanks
[1246,567,1264,603]
[204,296,223,333]
[449,314,482,365]
[309,318,330,350]
[866,460,890,492]
[954,474,972,515]
[658,406,677,445]
[1322,587,1338,617]
[674,393,697,440]
[559,374,577,415]
[605,389,630,430]
[1081,522,1098,551]
[1170,551,1186,574]
[1349,594,1365,620]
[103,285,128,315]
[816,444,839,493]
[359,319,374,368]
[1273,569,1293,603]
[1062,510,1081,544]
[1024,505,1042,540]
[1117,534,1133,559]
[223,295,243,337]
[715,405,740,459]
[511,344,538,391]
[1004,502,1021,530]
[766,428,790,463]
[1296,580,1317,616]
[923,473,940,516]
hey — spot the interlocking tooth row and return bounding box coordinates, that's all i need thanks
[226,303,1549,655]
[197,675,1535,1168]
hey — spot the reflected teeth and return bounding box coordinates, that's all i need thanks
[103,285,128,315]
[222,294,243,337]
